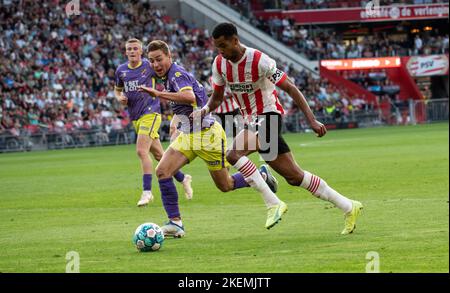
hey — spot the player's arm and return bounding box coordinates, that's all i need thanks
[138,86,195,104]
[114,87,128,105]
[260,52,326,137]
[205,85,226,114]
[114,69,127,105]
[277,77,327,137]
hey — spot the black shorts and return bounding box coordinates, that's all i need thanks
[244,112,291,160]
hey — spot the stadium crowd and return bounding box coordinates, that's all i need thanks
[1,0,381,145]
[223,0,449,60]
[251,19,449,60]
[223,0,448,12]
[0,0,214,141]
[278,65,376,125]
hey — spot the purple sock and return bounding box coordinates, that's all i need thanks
[232,173,250,190]
[143,174,152,191]
[173,170,185,183]
[159,178,180,219]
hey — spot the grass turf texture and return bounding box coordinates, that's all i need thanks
[0,123,448,272]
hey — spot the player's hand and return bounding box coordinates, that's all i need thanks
[138,85,159,97]
[310,119,327,137]
[189,107,208,120]
[118,93,128,105]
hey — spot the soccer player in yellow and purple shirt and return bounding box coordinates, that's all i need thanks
[114,38,193,207]
[138,40,279,238]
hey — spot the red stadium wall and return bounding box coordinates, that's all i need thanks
[321,57,427,122]
[320,65,378,104]
[385,66,423,101]
[385,62,425,122]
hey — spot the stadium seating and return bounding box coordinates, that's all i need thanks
[0,1,214,143]
[1,0,362,147]
[222,0,449,61]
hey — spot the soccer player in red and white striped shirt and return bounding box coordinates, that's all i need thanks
[209,77,241,138]
[198,23,363,234]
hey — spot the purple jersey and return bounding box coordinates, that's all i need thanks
[115,58,161,121]
[162,63,214,133]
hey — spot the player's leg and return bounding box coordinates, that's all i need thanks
[133,114,160,207]
[135,134,155,206]
[208,167,257,192]
[192,122,248,192]
[155,147,191,238]
[226,127,287,229]
[150,138,193,200]
[156,131,197,238]
[266,146,363,235]
[207,165,276,194]
[149,138,164,161]
[209,168,235,192]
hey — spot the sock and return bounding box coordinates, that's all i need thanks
[173,170,185,183]
[300,171,352,213]
[172,219,183,227]
[232,172,250,190]
[143,174,152,191]
[234,156,280,208]
[159,178,180,218]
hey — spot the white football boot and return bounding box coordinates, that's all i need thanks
[137,190,153,207]
[182,174,193,200]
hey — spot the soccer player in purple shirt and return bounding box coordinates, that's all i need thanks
[114,38,193,207]
[138,40,278,238]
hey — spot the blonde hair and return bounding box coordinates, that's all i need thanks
[125,38,143,49]
[146,40,171,56]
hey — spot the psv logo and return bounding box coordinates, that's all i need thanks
[269,69,283,84]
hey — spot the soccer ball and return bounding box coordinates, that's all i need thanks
[132,222,164,252]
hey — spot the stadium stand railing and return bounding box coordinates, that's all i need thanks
[2,99,447,153]
[1,0,448,153]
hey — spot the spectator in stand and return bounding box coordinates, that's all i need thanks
[0,1,215,140]
[2,0,418,146]
[414,34,423,55]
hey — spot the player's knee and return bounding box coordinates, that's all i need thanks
[216,181,233,192]
[136,148,148,159]
[286,177,302,186]
[285,172,303,186]
[155,164,171,179]
[226,150,240,165]
[216,183,229,192]
[153,152,163,162]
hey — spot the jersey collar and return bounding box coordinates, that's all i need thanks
[128,60,142,69]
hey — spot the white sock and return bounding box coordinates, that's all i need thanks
[142,190,152,197]
[172,219,183,227]
[300,171,352,213]
[234,156,280,208]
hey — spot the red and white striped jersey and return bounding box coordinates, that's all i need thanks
[215,92,240,114]
[209,77,240,114]
[211,46,286,119]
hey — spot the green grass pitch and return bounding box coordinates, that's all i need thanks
[0,123,448,272]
